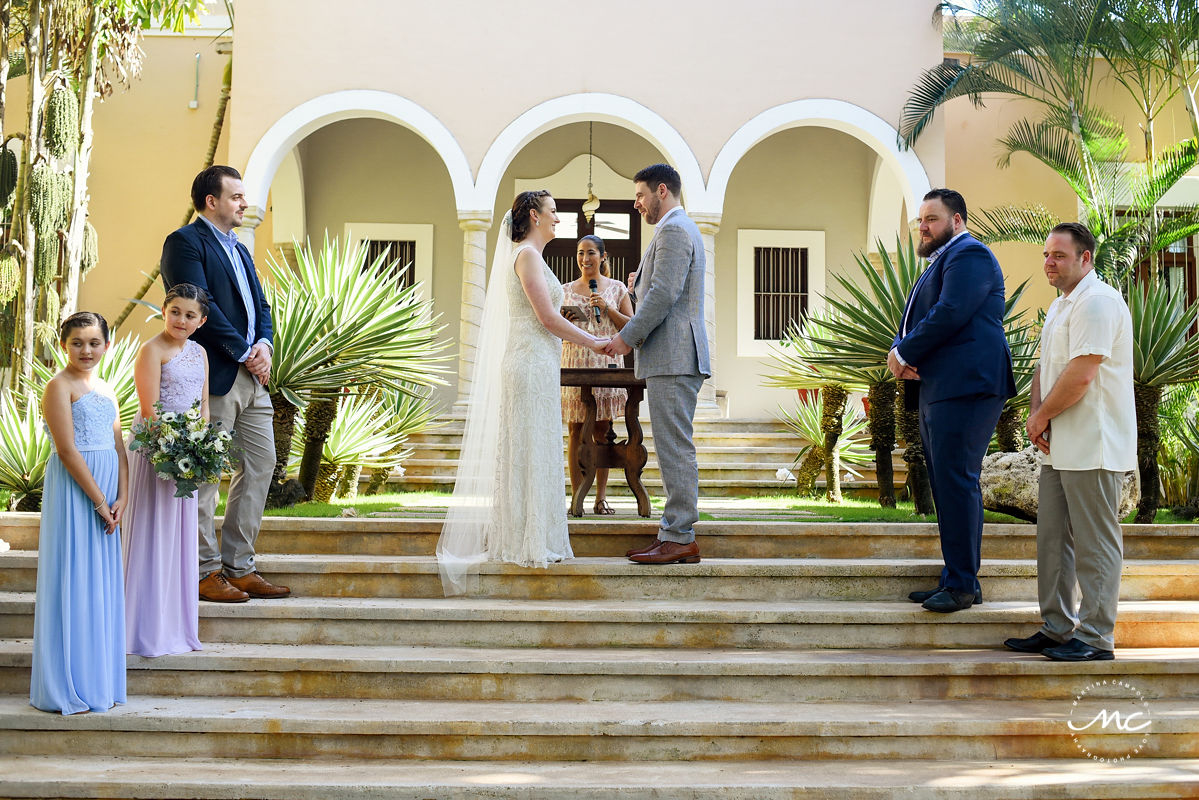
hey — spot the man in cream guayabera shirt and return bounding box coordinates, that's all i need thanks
[1004,222,1136,662]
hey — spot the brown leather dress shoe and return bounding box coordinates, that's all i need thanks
[226,571,291,598]
[625,538,663,558]
[198,571,250,603]
[629,540,700,564]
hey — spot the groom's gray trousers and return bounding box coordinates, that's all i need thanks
[645,373,704,544]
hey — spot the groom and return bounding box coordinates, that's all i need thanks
[604,163,710,564]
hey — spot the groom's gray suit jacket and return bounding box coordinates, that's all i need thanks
[621,208,711,379]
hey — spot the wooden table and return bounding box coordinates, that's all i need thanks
[560,366,651,518]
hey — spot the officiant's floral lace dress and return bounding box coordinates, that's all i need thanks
[486,245,574,566]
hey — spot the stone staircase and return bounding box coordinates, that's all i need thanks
[399,415,909,497]
[0,513,1197,798]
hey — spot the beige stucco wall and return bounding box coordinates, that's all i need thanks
[87,35,231,338]
[229,0,945,190]
[716,126,876,417]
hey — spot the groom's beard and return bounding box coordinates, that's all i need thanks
[917,227,953,258]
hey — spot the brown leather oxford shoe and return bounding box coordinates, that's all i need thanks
[198,571,249,603]
[226,571,291,599]
[625,537,663,558]
[628,540,700,564]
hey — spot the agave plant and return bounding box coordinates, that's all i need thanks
[1128,280,1199,521]
[289,392,411,504]
[265,236,449,502]
[777,391,871,498]
[0,392,51,510]
[769,236,931,508]
[28,332,141,430]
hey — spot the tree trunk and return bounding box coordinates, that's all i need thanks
[312,464,338,504]
[868,380,896,508]
[1134,382,1163,523]
[897,381,935,515]
[336,463,362,499]
[298,397,338,499]
[794,446,824,497]
[15,490,40,512]
[821,383,847,503]
[363,467,389,496]
[995,404,1024,452]
[16,0,45,393]
[59,4,101,319]
[265,391,300,507]
[113,56,231,330]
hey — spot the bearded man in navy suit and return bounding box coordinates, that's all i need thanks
[887,189,1015,613]
[160,166,290,603]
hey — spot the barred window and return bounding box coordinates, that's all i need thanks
[753,246,808,340]
[363,239,417,290]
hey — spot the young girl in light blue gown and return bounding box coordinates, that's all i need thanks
[30,311,129,714]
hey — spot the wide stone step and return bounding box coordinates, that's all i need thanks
[5,552,1195,603]
[2,640,1196,703]
[2,594,1195,649]
[1,695,1194,761]
[6,516,1199,561]
[4,755,1198,800]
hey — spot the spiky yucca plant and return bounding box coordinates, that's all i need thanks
[266,236,449,502]
[0,392,51,510]
[777,391,871,498]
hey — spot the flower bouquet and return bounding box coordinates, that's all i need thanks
[128,400,234,498]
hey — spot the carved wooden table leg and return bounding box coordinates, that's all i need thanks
[569,386,599,517]
[622,385,651,517]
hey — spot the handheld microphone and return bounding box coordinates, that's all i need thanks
[589,279,601,322]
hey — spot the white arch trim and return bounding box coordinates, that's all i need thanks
[241,89,474,212]
[471,93,705,214]
[707,99,932,216]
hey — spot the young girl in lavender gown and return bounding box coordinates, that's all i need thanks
[123,283,209,657]
[31,312,129,714]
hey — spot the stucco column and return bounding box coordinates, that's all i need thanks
[235,205,265,253]
[692,212,722,418]
[454,211,494,409]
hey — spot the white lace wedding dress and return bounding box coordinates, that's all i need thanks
[437,237,573,594]
[486,244,573,565]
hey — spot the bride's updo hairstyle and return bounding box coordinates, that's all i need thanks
[509,190,552,242]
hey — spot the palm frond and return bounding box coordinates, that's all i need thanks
[971,204,1059,246]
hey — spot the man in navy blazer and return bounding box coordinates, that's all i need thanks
[160,165,290,603]
[887,189,1015,613]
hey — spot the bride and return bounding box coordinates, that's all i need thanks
[437,191,609,594]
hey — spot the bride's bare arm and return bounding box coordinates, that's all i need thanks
[515,249,603,349]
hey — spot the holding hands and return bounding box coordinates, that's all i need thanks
[603,334,632,357]
[589,337,611,355]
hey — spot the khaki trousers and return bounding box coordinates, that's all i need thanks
[198,366,275,578]
[1036,465,1124,651]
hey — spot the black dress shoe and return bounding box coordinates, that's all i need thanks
[1043,637,1114,661]
[921,588,976,613]
[1004,631,1059,653]
[909,586,983,605]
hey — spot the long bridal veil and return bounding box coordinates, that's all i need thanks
[436,211,515,595]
